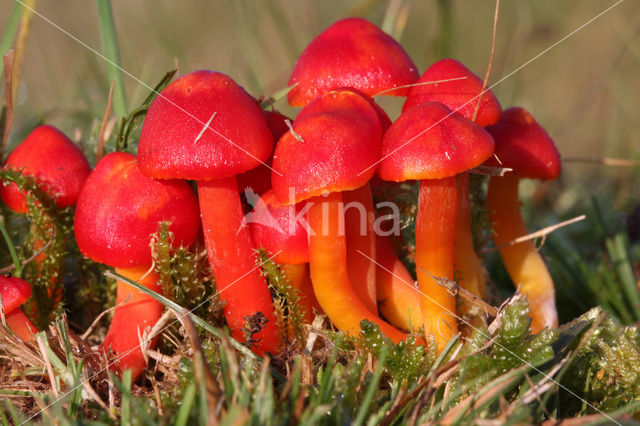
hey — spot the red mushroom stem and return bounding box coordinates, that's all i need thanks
[416,177,459,348]
[101,267,162,379]
[198,177,280,354]
[308,192,409,342]
[487,174,558,332]
[343,184,377,314]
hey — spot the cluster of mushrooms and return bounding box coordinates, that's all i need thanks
[1,18,561,380]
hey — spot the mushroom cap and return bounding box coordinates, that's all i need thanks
[236,109,291,196]
[0,125,91,213]
[288,18,419,107]
[0,275,31,314]
[272,89,382,204]
[378,102,495,182]
[74,152,200,268]
[138,70,272,181]
[403,59,502,127]
[485,107,561,180]
[249,190,309,265]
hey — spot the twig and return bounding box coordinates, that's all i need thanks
[469,165,512,177]
[481,215,586,254]
[285,119,304,143]
[472,0,500,122]
[417,265,499,317]
[35,333,60,399]
[96,80,115,161]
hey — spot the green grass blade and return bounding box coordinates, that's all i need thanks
[353,346,389,426]
[606,233,640,321]
[0,217,22,278]
[175,383,197,426]
[0,1,22,77]
[96,0,127,119]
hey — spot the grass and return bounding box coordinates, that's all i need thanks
[0,0,639,423]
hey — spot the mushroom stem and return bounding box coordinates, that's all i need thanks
[280,262,320,323]
[487,174,558,332]
[5,309,37,341]
[453,173,486,299]
[307,192,410,342]
[343,184,377,314]
[375,232,422,332]
[101,266,163,380]
[416,177,459,349]
[198,177,280,354]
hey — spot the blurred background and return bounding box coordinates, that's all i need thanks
[1,0,639,322]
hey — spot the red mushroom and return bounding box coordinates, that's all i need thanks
[272,89,411,342]
[0,125,91,212]
[137,70,280,354]
[485,107,561,332]
[0,275,37,341]
[378,102,494,349]
[74,152,200,379]
[405,59,503,304]
[288,17,419,107]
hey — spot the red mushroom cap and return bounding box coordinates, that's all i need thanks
[288,18,419,107]
[74,152,200,268]
[272,89,382,204]
[138,70,272,181]
[378,102,495,182]
[0,275,31,314]
[0,125,91,213]
[403,59,502,127]
[236,109,291,196]
[249,190,309,265]
[485,107,561,180]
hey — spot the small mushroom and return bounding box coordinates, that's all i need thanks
[378,102,495,349]
[74,152,200,380]
[0,275,37,341]
[485,107,561,332]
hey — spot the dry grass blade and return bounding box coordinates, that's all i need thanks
[96,80,115,161]
[481,215,586,254]
[472,0,500,122]
[2,50,15,160]
[170,308,221,424]
[11,0,36,105]
[470,165,513,176]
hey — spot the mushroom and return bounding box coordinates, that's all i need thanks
[74,152,200,379]
[288,17,419,107]
[485,107,561,332]
[0,125,91,213]
[378,102,494,348]
[248,189,320,323]
[272,89,410,342]
[137,70,280,354]
[404,59,503,304]
[0,275,37,341]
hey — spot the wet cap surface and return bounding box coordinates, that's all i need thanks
[138,70,272,181]
[74,152,200,268]
[485,107,561,180]
[288,18,419,106]
[378,102,495,181]
[403,59,502,127]
[0,276,31,313]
